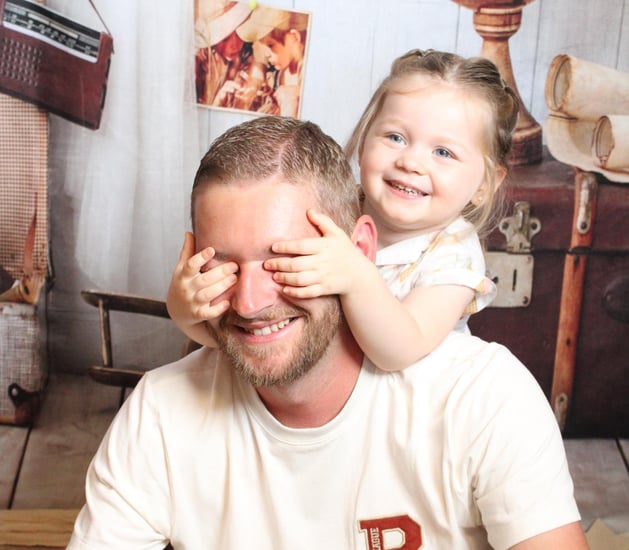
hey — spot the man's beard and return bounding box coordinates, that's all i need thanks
[215,299,342,387]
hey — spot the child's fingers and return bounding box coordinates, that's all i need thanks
[270,211,348,255]
[272,270,321,288]
[185,263,238,302]
[197,262,238,286]
[196,299,231,320]
[195,272,238,303]
[306,209,346,237]
[176,232,195,265]
[178,246,213,276]
[183,246,217,277]
[265,255,317,273]
[270,237,323,256]
[281,284,325,299]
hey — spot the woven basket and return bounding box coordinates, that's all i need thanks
[0,303,43,425]
[0,92,48,425]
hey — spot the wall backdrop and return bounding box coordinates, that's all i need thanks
[44,0,629,374]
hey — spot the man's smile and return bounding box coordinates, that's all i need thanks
[241,318,294,336]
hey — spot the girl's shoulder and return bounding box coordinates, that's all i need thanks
[427,217,479,254]
[441,216,478,240]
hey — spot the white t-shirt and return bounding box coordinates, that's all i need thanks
[68,333,579,550]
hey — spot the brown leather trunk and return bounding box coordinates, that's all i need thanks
[469,149,629,438]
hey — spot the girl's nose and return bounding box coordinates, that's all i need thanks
[395,148,426,175]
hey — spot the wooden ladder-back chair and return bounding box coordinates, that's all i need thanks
[81,290,172,395]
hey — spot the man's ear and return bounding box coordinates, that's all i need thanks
[351,215,377,262]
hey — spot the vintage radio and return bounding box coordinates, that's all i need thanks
[0,0,113,129]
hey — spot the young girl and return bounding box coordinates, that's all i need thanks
[167,49,519,370]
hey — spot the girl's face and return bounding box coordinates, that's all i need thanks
[359,78,491,246]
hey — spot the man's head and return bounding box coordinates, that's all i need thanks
[191,117,364,387]
[192,116,359,234]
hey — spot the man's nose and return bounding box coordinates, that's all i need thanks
[229,263,278,318]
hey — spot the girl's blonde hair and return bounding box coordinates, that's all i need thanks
[345,49,520,238]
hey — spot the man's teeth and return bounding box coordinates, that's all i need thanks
[249,319,290,336]
[391,182,420,196]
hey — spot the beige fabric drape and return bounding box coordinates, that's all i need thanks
[47,0,208,296]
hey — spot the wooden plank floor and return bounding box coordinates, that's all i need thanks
[1,372,628,547]
[0,373,120,511]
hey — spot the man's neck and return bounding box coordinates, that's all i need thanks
[255,326,364,428]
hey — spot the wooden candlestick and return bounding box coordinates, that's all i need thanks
[452,0,542,165]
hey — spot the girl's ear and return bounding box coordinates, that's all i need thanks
[351,214,378,262]
[472,166,507,206]
[494,165,507,190]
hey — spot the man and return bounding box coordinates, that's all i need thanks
[68,117,587,549]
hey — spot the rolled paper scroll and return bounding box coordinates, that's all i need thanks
[545,54,629,119]
[545,114,629,183]
[544,54,629,183]
[592,115,629,172]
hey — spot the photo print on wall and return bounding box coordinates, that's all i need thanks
[194,0,310,117]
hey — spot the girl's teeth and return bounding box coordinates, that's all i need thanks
[392,182,418,195]
[251,319,290,336]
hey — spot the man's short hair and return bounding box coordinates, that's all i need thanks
[192,116,360,233]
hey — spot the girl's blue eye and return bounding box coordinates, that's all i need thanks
[387,133,406,145]
[434,147,452,159]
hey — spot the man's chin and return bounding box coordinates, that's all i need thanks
[227,344,312,387]
[217,299,342,387]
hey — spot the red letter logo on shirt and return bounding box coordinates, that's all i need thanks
[359,515,422,549]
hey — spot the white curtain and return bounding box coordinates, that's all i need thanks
[48,0,210,297]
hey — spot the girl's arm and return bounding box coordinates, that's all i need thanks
[342,274,474,370]
[166,232,238,349]
[267,210,474,371]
